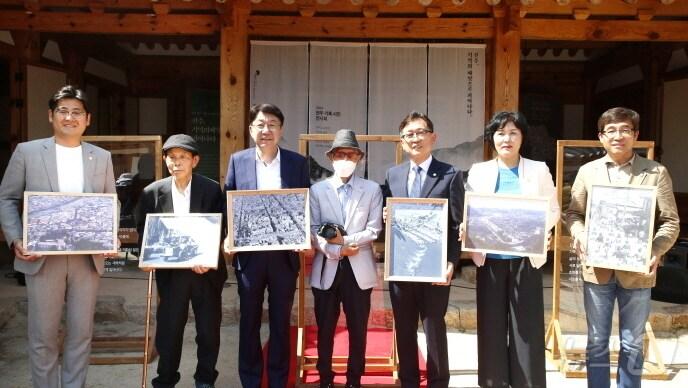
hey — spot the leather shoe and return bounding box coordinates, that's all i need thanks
[195,382,214,388]
[319,383,334,388]
[345,384,361,388]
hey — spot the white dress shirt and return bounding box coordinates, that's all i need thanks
[406,155,433,196]
[171,176,191,214]
[55,143,84,193]
[256,148,282,190]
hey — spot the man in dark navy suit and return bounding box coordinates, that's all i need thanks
[383,112,464,388]
[136,134,227,388]
[223,104,310,388]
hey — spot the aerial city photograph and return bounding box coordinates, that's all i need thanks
[389,202,445,279]
[464,194,547,256]
[231,191,307,250]
[25,194,116,253]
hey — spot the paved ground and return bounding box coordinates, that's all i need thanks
[1,262,688,387]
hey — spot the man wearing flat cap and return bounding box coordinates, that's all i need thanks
[136,134,226,388]
[309,129,383,388]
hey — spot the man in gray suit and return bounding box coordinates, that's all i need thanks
[309,129,383,388]
[0,85,116,388]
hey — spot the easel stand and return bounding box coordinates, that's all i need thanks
[296,134,403,387]
[545,140,668,380]
[89,273,157,368]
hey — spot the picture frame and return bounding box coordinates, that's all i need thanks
[81,136,163,268]
[227,188,310,252]
[138,213,222,269]
[23,191,119,255]
[584,183,657,273]
[384,198,448,282]
[462,192,550,257]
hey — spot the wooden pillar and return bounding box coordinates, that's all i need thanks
[219,1,249,184]
[640,44,671,158]
[60,46,88,88]
[9,31,40,144]
[491,5,521,113]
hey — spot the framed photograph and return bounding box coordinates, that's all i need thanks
[462,192,550,257]
[23,192,118,255]
[384,198,448,282]
[138,213,222,269]
[227,188,310,252]
[584,184,657,273]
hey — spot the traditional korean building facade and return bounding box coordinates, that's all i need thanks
[0,0,687,227]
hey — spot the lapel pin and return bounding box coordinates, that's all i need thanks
[431,172,437,177]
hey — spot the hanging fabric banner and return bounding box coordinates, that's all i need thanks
[368,43,428,184]
[308,42,369,182]
[249,41,309,152]
[428,44,487,171]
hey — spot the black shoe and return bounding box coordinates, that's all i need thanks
[195,382,214,388]
[345,384,361,388]
[319,383,334,388]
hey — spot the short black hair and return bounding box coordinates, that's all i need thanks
[485,111,530,155]
[398,111,434,133]
[597,107,639,132]
[48,85,89,113]
[249,103,284,126]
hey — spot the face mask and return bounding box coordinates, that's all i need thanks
[332,159,357,178]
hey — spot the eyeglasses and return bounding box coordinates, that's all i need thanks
[54,108,86,119]
[601,127,635,138]
[400,129,433,141]
[251,123,281,131]
[166,154,193,163]
[332,150,361,160]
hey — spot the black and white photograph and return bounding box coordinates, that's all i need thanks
[584,184,657,273]
[384,198,448,282]
[462,192,549,257]
[23,191,118,255]
[227,188,310,252]
[139,213,222,268]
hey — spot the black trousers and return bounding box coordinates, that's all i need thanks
[235,252,298,388]
[152,269,224,388]
[312,258,372,386]
[476,258,546,388]
[390,281,450,388]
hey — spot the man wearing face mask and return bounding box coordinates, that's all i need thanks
[309,129,383,388]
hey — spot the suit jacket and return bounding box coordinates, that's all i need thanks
[565,155,680,288]
[383,157,464,274]
[0,137,116,275]
[135,174,228,287]
[310,175,383,290]
[224,147,310,271]
[466,157,561,268]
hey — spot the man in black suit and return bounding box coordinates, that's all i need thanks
[136,134,227,388]
[223,104,310,388]
[383,112,464,388]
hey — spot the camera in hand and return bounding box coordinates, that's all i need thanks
[317,223,347,239]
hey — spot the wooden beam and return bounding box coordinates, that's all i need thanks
[247,16,494,39]
[492,6,521,111]
[573,8,590,20]
[522,19,688,41]
[219,2,249,184]
[363,6,379,18]
[0,11,218,35]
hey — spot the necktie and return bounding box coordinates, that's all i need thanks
[409,166,422,198]
[338,183,351,223]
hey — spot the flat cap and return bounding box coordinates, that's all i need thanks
[162,134,199,155]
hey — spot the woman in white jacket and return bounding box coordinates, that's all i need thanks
[462,111,560,388]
